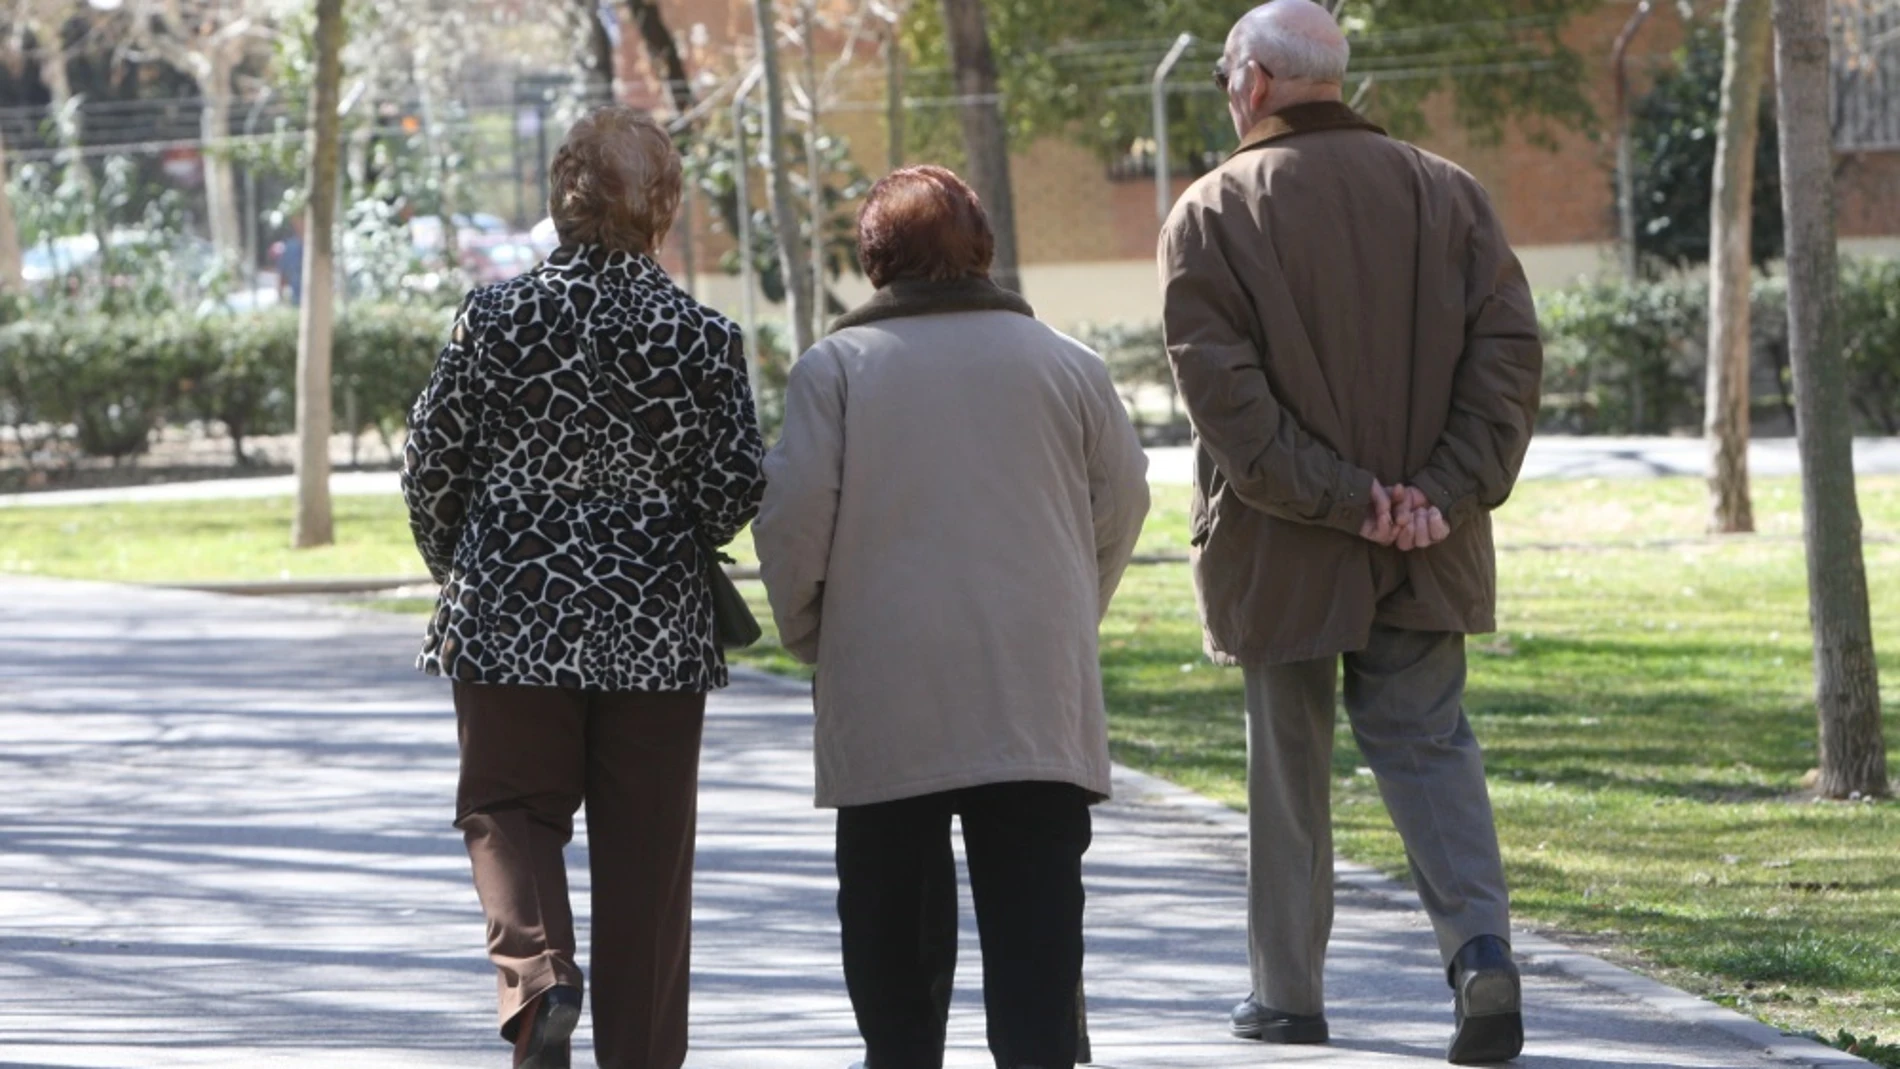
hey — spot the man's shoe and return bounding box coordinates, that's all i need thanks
[513,985,581,1069]
[1230,995,1329,1043]
[1447,936,1523,1064]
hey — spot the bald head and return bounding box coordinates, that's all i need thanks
[1226,0,1350,87]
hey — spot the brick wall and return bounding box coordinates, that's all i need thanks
[628,0,1898,286]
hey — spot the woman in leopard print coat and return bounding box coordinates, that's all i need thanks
[401,106,763,1069]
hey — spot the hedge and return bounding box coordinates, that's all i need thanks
[0,303,452,465]
[1087,260,1900,438]
[3,261,1896,464]
[1536,260,1900,435]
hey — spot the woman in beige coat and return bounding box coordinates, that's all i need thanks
[755,165,1150,1069]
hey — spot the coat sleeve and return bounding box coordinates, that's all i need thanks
[1160,198,1377,534]
[681,322,767,548]
[1406,189,1544,528]
[754,349,845,665]
[1083,356,1151,619]
[401,294,488,585]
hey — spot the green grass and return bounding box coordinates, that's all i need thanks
[4,475,1900,1054]
[0,496,430,582]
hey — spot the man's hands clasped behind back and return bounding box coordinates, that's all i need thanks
[1358,481,1452,551]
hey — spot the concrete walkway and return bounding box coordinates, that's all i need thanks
[6,438,1900,508]
[0,577,1871,1069]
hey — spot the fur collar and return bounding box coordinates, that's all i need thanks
[829,277,1035,334]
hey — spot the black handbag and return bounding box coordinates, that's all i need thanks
[532,273,762,650]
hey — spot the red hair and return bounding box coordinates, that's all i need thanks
[856,166,995,288]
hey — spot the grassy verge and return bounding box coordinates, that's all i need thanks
[4,476,1898,1055]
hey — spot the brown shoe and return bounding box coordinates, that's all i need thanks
[513,985,581,1069]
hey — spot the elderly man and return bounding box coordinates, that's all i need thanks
[1159,1,1542,1064]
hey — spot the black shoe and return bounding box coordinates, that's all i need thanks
[1447,936,1523,1064]
[1230,995,1329,1043]
[513,985,581,1069]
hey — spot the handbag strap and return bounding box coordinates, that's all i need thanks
[527,270,731,564]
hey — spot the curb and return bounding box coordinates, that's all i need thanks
[1105,762,1876,1069]
[157,576,441,597]
[153,565,764,599]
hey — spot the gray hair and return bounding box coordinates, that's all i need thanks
[1229,0,1351,85]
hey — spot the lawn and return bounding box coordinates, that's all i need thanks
[4,475,1899,1055]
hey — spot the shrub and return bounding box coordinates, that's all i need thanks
[0,302,449,466]
[336,303,456,448]
[2,315,176,462]
[1074,322,1186,443]
[1536,276,1708,435]
[1536,262,1899,436]
[1841,258,1900,434]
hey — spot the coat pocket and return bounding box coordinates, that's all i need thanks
[1189,445,1225,549]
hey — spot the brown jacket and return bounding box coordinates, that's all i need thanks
[1159,102,1542,666]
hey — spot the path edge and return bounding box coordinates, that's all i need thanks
[1105,762,1877,1069]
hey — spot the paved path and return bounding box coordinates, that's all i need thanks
[1142,437,1900,487]
[0,577,1870,1068]
[6,438,1899,508]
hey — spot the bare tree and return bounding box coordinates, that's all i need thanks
[1772,0,1887,799]
[750,0,814,355]
[0,126,22,294]
[565,0,616,107]
[131,0,261,262]
[8,0,96,199]
[1611,0,1656,280]
[622,0,693,115]
[293,0,345,550]
[938,0,1019,294]
[879,1,905,171]
[1704,0,1772,534]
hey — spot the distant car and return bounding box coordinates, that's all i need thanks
[20,234,104,285]
[459,235,544,285]
[20,229,219,295]
[410,212,517,256]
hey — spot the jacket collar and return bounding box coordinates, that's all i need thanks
[539,243,660,285]
[1231,100,1386,158]
[829,276,1035,334]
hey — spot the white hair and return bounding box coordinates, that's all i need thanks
[1230,0,1351,85]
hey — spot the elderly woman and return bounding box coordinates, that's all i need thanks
[756,165,1150,1069]
[401,105,764,1069]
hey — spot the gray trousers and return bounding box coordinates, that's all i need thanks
[1243,626,1510,1015]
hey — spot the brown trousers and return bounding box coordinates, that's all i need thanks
[453,681,706,1069]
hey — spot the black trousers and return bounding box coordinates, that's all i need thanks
[835,780,1093,1069]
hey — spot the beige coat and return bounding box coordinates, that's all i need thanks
[755,280,1151,808]
[1159,102,1544,666]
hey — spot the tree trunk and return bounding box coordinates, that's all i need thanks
[574,0,617,106]
[1612,0,1655,280]
[886,28,905,172]
[294,0,347,550]
[29,17,96,205]
[623,0,695,117]
[1772,0,1888,799]
[0,127,23,295]
[802,0,826,341]
[939,0,1021,295]
[1704,0,1771,534]
[200,53,244,262]
[750,0,815,356]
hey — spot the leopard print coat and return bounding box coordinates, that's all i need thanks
[401,244,765,692]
